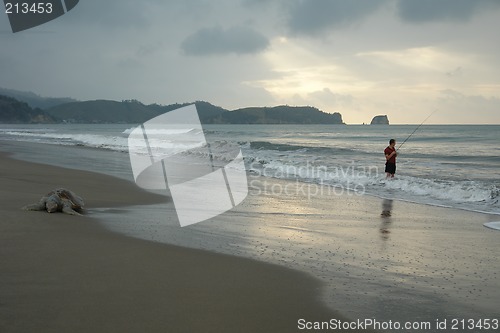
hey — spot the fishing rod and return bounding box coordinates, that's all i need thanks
[397,109,437,150]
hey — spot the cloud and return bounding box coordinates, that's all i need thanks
[62,0,215,30]
[181,25,270,56]
[396,0,500,23]
[241,0,273,7]
[307,88,355,109]
[286,0,387,36]
[446,67,463,78]
[436,89,500,123]
[68,0,154,28]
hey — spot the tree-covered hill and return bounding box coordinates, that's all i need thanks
[204,105,343,124]
[0,95,58,123]
[46,100,343,124]
[0,87,76,109]
[46,99,161,124]
[0,88,344,125]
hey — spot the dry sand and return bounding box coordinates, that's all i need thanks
[0,152,359,333]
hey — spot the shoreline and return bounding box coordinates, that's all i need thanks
[369,192,500,217]
[0,152,353,333]
[1,138,499,218]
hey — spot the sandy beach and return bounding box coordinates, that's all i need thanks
[0,152,351,333]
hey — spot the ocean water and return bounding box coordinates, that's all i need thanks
[1,123,499,215]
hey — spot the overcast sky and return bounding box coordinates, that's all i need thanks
[1,0,500,124]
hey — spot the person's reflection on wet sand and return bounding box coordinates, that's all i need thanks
[380,199,393,241]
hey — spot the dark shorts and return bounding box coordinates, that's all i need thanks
[385,162,396,174]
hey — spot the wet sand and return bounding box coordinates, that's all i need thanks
[243,179,500,324]
[0,152,353,333]
[97,176,500,331]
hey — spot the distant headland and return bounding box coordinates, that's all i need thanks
[0,88,344,125]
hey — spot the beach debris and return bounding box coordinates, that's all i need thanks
[22,188,85,216]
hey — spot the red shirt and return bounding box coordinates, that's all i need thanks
[384,146,396,164]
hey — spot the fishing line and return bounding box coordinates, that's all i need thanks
[397,109,438,150]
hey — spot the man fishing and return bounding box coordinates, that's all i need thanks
[382,110,437,179]
[384,139,397,178]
